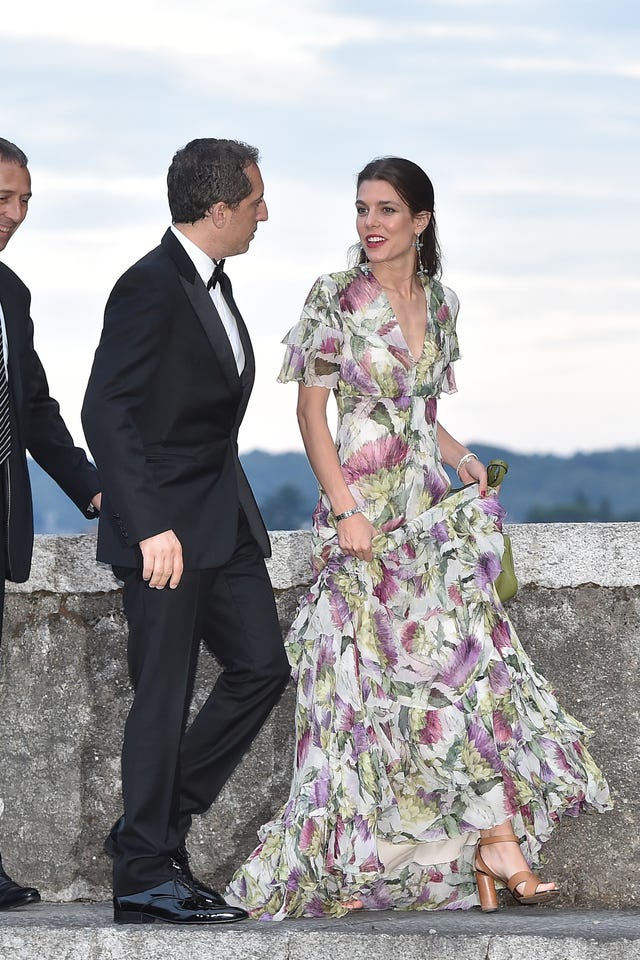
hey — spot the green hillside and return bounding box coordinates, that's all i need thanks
[241,446,640,530]
[27,446,640,535]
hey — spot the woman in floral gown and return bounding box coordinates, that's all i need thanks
[228,157,610,919]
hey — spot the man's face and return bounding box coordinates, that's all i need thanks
[223,163,268,257]
[0,160,31,253]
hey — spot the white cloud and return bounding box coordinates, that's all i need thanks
[32,171,165,198]
[1,0,377,101]
[430,0,526,5]
[452,175,640,201]
[1,0,365,52]
[492,55,640,80]
[1,0,638,458]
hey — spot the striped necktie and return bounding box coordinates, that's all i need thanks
[0,332,10,465]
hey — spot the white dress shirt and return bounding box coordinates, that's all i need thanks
[170,225,245,374]
[0,301,9,374]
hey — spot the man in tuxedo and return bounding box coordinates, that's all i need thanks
[0,137,101,908]
[82,139,290,926]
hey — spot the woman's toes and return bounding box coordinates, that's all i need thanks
[343,898,364,910]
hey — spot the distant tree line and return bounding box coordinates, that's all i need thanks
[526,492,640,523]
[28,446,640,534]
[260,484,312,531]
[261,485,640,530]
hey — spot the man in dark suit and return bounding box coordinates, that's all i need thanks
[82,139,290,926]
[0,137,101,909]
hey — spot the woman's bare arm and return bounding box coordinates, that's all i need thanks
[297,383,377,560]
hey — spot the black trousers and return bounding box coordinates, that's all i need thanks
[112,513,290,896]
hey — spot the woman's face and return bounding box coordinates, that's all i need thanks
[355,179,430,268]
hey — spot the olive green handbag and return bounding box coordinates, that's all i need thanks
[486,460,518,603]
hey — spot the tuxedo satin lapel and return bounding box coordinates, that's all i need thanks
[0,273,24,404]
[218,274,255,426]
[235,351,253,428]
[161,230,242,394]
[0,274,20,345]
[219,273,255,381]
[178,275,242,395]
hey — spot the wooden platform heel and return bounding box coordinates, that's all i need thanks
[475,833,560,912]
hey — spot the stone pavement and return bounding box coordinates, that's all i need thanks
[1,904,640,960]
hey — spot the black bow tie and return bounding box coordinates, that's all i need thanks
[206,260,226,290]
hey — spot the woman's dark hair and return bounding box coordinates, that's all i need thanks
[167,138,260,224]
[0,138,28,167]
[355,156,441,278]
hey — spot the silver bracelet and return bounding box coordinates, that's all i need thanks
[334,506,362,522]
[456,452,478,479]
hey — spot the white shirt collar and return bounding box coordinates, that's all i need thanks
[170,225,218,286]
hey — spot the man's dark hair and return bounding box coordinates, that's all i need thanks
[167,139,260,224]
[0,138,28,167]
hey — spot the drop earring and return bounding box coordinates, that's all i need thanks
[414,234,425,276]
[361,244,371,275]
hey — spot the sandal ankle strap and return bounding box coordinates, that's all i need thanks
[478,834,519,847]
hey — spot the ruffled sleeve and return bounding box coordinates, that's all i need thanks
[433,285,461,395]
[278,275,343,389]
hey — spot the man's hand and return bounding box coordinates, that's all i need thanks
[139,530,183,589]
[91,492,102,512]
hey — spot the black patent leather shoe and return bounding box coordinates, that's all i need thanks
[113,877,248,924]
[105,818,229,909]
[171,843,228,907]
[0,856,41,910]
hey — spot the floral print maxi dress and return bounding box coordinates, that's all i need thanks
[228,267,611,919]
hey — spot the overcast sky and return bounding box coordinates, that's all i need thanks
[1,0,638,457]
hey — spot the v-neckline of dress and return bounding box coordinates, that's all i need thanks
[369,270,430,365]
[399,287,429,364]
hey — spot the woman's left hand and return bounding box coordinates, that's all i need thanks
[460,457,488,497]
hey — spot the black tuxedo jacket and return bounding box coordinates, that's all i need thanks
[0,262,100,583]
[81,229,270,569]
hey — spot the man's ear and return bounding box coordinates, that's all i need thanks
[208,201,228,229]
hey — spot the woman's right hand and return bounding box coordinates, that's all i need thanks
[336,512,377,561]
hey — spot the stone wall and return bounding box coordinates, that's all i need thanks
[0,524,638,906]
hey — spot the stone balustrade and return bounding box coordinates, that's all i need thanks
[0,523,638,907]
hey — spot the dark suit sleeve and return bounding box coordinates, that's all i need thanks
[23,315,100,516]
[81,264,172,546]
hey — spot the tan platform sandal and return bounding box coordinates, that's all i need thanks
[475,833,560,912]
